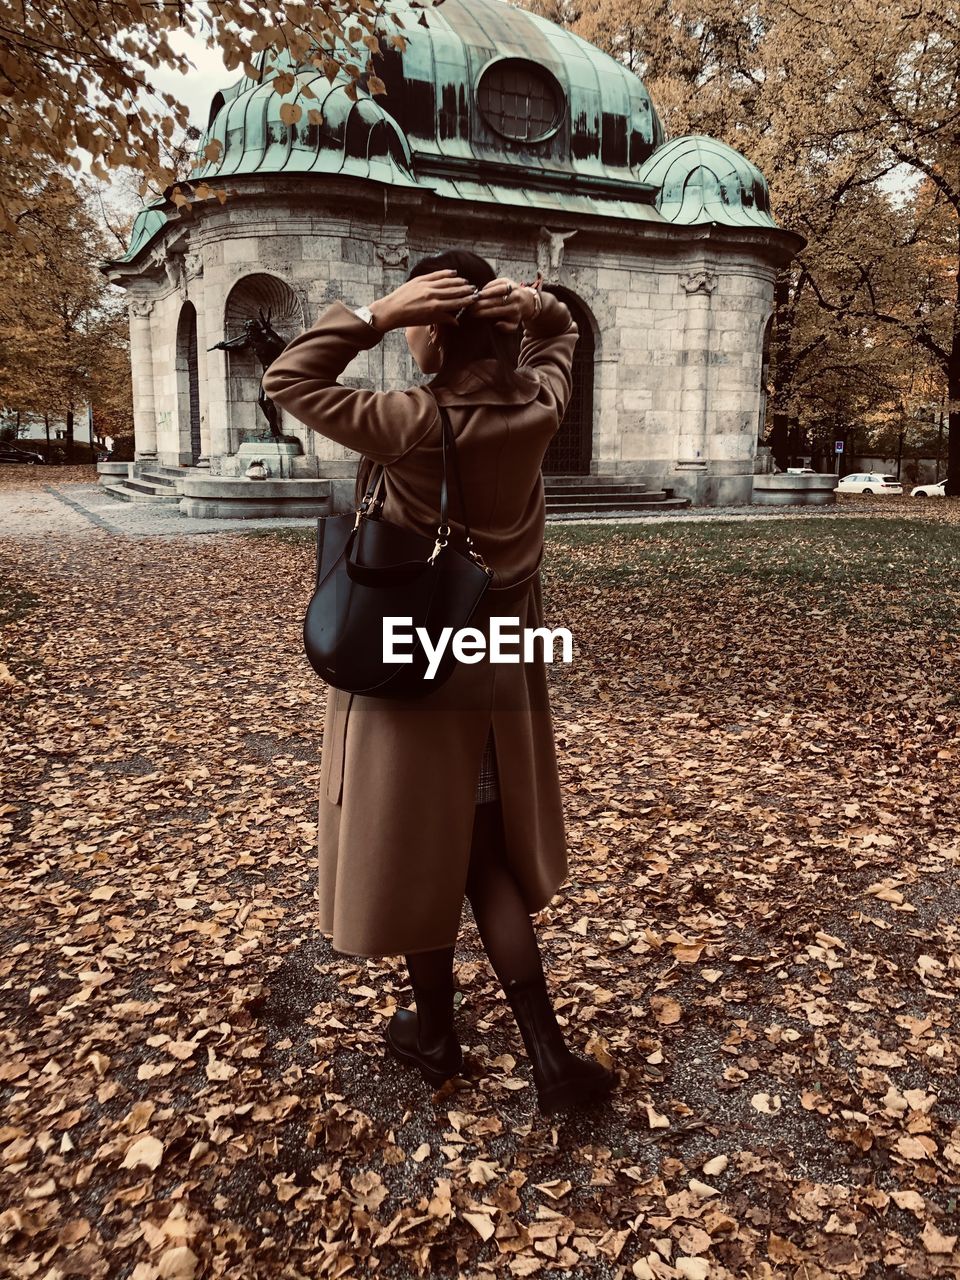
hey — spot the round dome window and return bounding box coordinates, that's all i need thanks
[477,58,564,144]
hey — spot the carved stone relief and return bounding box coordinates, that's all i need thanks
[537,227,578,276]
[376,243,409,268]
[679,269,718,295]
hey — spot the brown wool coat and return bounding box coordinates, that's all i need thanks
[261,293,579,957]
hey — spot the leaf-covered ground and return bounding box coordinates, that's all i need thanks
[1,476,959,1280]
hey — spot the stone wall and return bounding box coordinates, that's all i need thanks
[124,189,780,505]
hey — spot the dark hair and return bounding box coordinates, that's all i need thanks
[406,249,523,392]
[354,249,525,504]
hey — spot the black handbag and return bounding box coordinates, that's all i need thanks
[303,402,494,697]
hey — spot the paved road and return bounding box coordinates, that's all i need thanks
[0,478,901,540]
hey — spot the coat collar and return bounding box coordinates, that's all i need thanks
[427,359,541,407]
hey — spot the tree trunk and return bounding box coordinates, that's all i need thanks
[769,272,793,469]
[65,406,75,463]
[947,226,960,498]
[946,366,960,497]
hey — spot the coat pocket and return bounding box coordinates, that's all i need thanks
[323,689,354,804]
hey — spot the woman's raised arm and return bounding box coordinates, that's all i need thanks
[261,270,475,463]
[260,301,439,465]
[517,291,579,421]
[467,280,579,420]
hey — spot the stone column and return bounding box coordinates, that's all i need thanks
[128,297,158,459]
[196,241,232,469]
[672,267,717,503]
[184,252,211,468]
[702,266,775,505]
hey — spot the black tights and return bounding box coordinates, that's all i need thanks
[403,799,548,1035]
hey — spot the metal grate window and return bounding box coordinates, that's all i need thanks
[186,316,202,464]
[542,290,594,475]
[477,59,563,144]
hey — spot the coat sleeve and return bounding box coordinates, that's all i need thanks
[260,300,440,465]
[517,291,580,420]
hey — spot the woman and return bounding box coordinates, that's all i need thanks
[262,250,617,1114]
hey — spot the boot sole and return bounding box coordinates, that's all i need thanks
[384,1023,463,1087]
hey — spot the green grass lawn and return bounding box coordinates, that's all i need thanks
[251,516,960,634]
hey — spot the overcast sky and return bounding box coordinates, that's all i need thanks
[150,29,234,132]
[91,28,234,220]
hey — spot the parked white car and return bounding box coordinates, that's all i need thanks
[910,479,947,498]
[836,472,903,495]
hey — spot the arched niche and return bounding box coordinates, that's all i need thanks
[221,273,303,443]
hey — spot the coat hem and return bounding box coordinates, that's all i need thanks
[317,925,462,959]
[317,870,565,959]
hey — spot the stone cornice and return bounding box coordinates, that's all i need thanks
[100,172,804,288]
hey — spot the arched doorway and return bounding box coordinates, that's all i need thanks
[541,286,595,475]
[175,302,201,464]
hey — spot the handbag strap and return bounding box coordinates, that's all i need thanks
[356,393,489,571]
[438,405,474,544]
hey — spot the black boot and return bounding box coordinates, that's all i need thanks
[384,978,463,1087]
[504,975,618,1114]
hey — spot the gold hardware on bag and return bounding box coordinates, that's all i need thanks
[428,522,450,564]
[466,536,489,571]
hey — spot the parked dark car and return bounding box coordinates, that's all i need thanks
[0,443,46,465]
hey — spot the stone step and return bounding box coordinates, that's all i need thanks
[547,497,691,518]
[546,488,672,507]
[102,482,179,505]
[545,483,652,498]
[543,474,647,487]
[137,463,193,480]
[136,470,180,489]
[124,477,178,497]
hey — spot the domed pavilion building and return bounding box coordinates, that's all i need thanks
[100,0,804,516]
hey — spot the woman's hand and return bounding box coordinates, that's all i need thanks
[466,277,539,331]
[368,269,476,331]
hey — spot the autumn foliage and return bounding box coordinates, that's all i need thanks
[0,495,958,1275]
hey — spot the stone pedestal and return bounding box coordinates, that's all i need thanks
[670,461,709,505]
[96,461,132,486]
[754,445,775,475]
[752,474,838,506]
[178,475,335,519]
[229,440,302,479]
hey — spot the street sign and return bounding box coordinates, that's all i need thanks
[834,441,844,453]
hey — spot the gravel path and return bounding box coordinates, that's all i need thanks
[0,473,925,539]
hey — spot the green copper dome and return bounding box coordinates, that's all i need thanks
[190,76,419,186]
[365,0,666,188]
[636,135,779,229]
[187,0,666,214]
[103,2,786,269]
